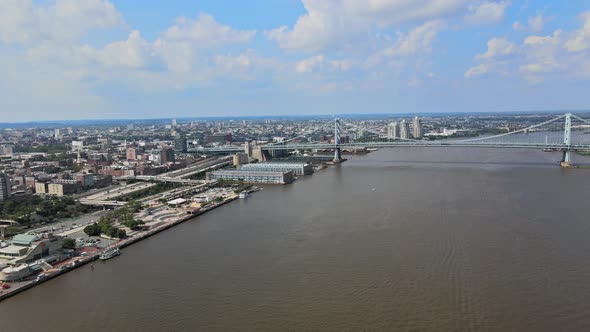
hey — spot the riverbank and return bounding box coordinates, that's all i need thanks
[0,187,262,302]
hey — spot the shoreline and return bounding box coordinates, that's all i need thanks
[0,187,262,302]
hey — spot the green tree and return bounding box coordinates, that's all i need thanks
[62,238,76,249]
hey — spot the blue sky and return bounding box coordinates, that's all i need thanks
[1,0,590,121]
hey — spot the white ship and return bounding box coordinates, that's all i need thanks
[99,248,120,260]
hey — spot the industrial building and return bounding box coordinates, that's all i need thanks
[207,170,294,184]
[239,162,313,176]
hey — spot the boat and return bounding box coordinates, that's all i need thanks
[99,248,120,260]
[239,192,249,199]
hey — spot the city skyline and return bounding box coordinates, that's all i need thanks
[1,0,590,122]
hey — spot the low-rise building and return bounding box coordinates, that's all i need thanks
[47,180,79,196]
[207,170,294,184]
[239,162,313,176]
[0,233,66,281]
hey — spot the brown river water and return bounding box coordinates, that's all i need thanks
[2,148,590,331]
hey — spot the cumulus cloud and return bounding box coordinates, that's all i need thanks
[465,1,511,25]
[266,0,472,52]
[475,38,516,60]
[0,0,123,44]
[161,13,256,46]
[465,22,590,82]
[564,12,590,52]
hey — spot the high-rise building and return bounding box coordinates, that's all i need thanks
[399,120,410,139]
[54,128,61,139]
[174,134,188,153]
[0,173,11,201]
[160,148,176,164]
[171,118,177,127]
[126,148,137,160]
[412,116,423,139]
[387,122,399,140]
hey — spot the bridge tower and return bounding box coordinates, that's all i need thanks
[333,118,343,162]
[561,113,572,167]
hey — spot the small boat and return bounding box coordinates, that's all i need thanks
[99,248,120,260]
[239,192,249,199]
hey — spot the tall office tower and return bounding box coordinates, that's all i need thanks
[54,128,61,139]
[412,116,423,139]
[174,134,188,153]
[172,118,177,127]
[160,148,176,164]
[387,122,399,139]
[399,120,410,139]
[0,173,10,202]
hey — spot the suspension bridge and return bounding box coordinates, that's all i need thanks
[190,113,590,167]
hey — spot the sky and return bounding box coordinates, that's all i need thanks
[1,0,590,122]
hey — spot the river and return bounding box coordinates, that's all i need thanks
[2,148,590,331]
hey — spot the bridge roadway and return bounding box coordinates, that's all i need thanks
[190,141,590,153]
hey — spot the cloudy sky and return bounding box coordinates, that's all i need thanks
[1,0,590,122]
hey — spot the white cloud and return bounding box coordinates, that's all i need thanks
[266,0,472,52]
[96,30,151,68]
[0,0,123,44]
[161,13,255,46]
[465,1,511,25]
[475,38,516,60]
[295,55,325,73]
[564,12,590,52]
[464,63,494,77]
[513,14,546,32]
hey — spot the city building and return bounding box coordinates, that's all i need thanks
[0,233,66,281]
[172,118,177,127]
[207,170,294,184]
[413,116,423,139]
[208,133,232,144]
[71,140,84,151]
[174,134,188,153]
[0,145,13,156]
[126,148,137,161]
[0,173,10,201]
[35,182,49,194]
[387,122,399,140]
[160,148,176,164]
[240,162,313,176]
[233,153,249,166]
[47,180,79,196]
[399,120,411,139]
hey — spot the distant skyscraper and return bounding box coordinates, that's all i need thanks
[387,122,399,139]
[399,120,410,139]
[172,118,177,127]
[412,116,423,139]
[54,128,61,139]
[0,173,10,202]
[160,148,175,164]
[174,134,188,153]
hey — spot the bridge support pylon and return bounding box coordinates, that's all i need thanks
[561,113,573,167]
[333,147,343,163]
[561,150,572,168]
